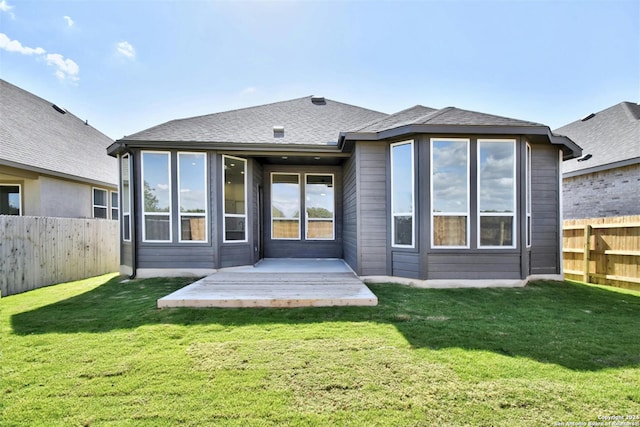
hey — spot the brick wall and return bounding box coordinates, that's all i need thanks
[563,163,640,219]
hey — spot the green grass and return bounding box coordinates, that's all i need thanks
[2,274,639,426]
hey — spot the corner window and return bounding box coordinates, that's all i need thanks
[121,154,131,241]
[142,151,172,242]
[391,140,414,248]
[0,184,21,215]
[111,191,119,220]
[478,140,516,248]
[179,152,207,242]
[93,188,108,219]
[526,143,532,247]
[271,173,300,240]
[305,174,334,240]
[431,139,469,248]
[223,155,247,242]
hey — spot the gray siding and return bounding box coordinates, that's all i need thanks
[427,253,522,279]
[355,142,388,276]
[563,163,640,219]
[392,252,420,279]
[531,144,561,275]
[137,245,216,269]
[252,159,264,263]
[342,153,358,271]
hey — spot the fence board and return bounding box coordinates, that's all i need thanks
[0,216,119,297]
[563,215,640,291]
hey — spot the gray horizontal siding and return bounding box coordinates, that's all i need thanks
[392,252,420,279]
[343,154,358,271]
[220,244,253,268]
[137,245,215,269]
[427,253,521,280]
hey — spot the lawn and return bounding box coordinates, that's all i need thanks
[1,275,639,426]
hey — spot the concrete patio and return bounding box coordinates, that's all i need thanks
[157,258,378,308]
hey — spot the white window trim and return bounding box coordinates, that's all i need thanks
[0,183,22,216]
[110,191,119,221]
[92,187,108,219]
[391,140,415,249]
[271,172,301,240]
[178,152,208,243]
[526,142,532,248]
[222,155,248,243]
[141,151,172,243]
[121,154,131,242]
[305,173,335,241]
[477,139,517,249]
[430,138,470,249]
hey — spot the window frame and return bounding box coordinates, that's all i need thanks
[430,138,470,249]
[141,150,172,243]
[0,183,22,216]
[271,172,301,241]
[110,191,119,221]
[526,142,532,248]
[178,152,208,243]
[304,173,335,241]
[92,187,108,219]
[477,139,517,249]
[121,154,131,242]
[390,140,415,249]
[222,155,248,243]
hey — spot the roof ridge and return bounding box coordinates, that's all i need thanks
[416,106,455,124]
[621,101,640,121]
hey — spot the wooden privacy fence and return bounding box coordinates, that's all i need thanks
[563,215,640,290]
[0,216,119,297]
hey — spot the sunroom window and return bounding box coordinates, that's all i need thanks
[478,140,516,248]
[121,154,131,241]
[272,173,300,240]
[526,142,532,247]
[431,139,469,247]
[305,174,334,240]
[179,152,207,242]
[0,184,21,215]
[141,151,172,242]
[223,155,247,242]
[391,140,414,247]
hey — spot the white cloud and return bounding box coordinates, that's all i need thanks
[157,184,169,191]
[241,86,257,95]
[45,53,79,81]
[0,0,15,19]
[0,33,45,55]
[63,15,74,27]
[116,41,135,59]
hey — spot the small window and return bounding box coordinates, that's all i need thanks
[93,188,108,219]
[121,154,131,241]
[478,140,516,248]
[272,173,300,240]
[179,152,207,242]
[142,151,172,242]
[526,143,532,247]
[223,155,247,242]
[305,174,334,240]
[391,140,414,248]
[0,184,21,215]
[431,139,469,248]
[111,191,119,220]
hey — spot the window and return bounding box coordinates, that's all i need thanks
[271,173,300,240]
[305,174,334,240]
[142,151,171,242]
[391,141,415,247]
[431,139,469,248]
[121,154,131,241]
[223,155,247,242]
[526,143,532,247]
[0,184,21,215]
[179,153,207,242]
[478,140,516,248]
[111,191,119,220]
[93,188,108,219]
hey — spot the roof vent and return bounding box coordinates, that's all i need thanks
[52,104,66,114]
[273,125,284,138]
[581,113,596,121]
[311,95,325,105]
[577,154,592,162]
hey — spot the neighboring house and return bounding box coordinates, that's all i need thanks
[107,96,580,285]
[0,79,118,218]
[556,101,640,219]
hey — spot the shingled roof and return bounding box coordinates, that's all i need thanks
[555,101,640,176]
[0,79,117,187]
[122,96,387,146]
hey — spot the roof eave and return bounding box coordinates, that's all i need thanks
[111,139,345,155]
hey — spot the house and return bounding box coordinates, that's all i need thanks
[556,101,640,219]
[107,96,581,285]
[0,79,118,218]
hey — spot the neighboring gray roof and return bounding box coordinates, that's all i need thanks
[0,79,117,187]
[122,96,388,146]
[353,105,438,132]
[556,102,640,176]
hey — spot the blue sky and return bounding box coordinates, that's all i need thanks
[1,0,638,140]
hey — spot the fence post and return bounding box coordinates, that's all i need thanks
[583,225,591,283]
